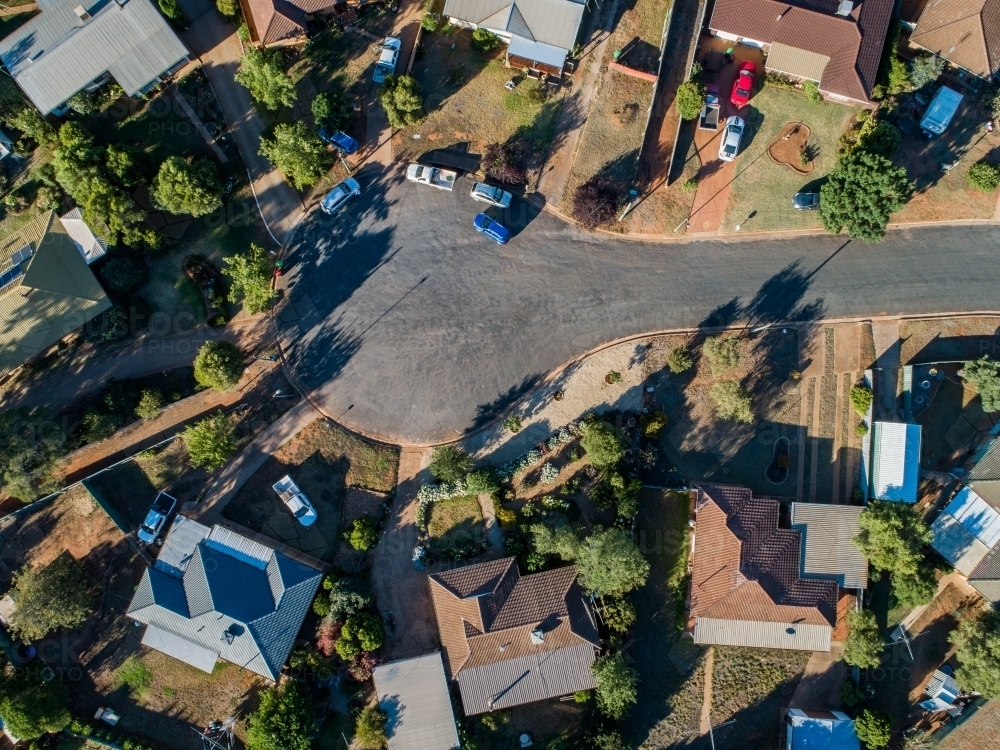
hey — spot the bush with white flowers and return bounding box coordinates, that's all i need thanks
[540,462,558,484]
[415,477,469,531]
[546,427,574,451]
[496,449,543,482]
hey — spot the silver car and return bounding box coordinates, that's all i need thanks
[470,181,512,208]
[320,176,361,214]
[373,37,401,84]
[718,115,745,162]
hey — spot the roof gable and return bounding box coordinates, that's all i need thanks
[443,0,585,50]
[912,0,1000,78]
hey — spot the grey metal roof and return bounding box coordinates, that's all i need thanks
[141,624,219,674]
[443,0,585,51]
[971,437,1000,481]
[154,515,210,577]
[507,36,567,69]
[931,512,991,576]
[373,653,460,750]
[128,523,322,680]
[0,0,189,115]
[869,422,922,502]
[791,503,869,590]
[456,642,597,715]
[693,618,831,651]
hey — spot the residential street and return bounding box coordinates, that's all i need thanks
[275,161,1000,445]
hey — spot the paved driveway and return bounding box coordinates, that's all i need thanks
[276,161,1000,444]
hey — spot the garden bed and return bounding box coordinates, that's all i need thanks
[767,121,813,174]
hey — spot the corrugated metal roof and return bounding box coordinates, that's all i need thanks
[870,422,922,502]
[945,487,1000,547]
[206,524,274,569]
[0,0,188,115]
[373,653,460,750]
[154,515,211,577]
[141,624,219,673]
[507,36,567,69]
[970,438,1000,480]
[766,42,831,81]
[693,617,831,651]
[931,512,991,576]
[58,208,106,264]
[791,502,869,590]
[442,0,585,51]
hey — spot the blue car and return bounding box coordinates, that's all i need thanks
[473,213,511,244]
[319,129,359,155]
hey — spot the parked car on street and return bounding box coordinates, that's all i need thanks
[730,61,757,108]
[470,181,512,207]
[473,212,511,244]
[406,163,457,190]
[272,475,317,527]
[373,37,402,84]
[138,492,178,544]
[793,192,820,210]
[319,129,358,154]
[718,116,745,162]
[320,176,361,214]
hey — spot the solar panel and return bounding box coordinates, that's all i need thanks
[0,265,23,289]
[9,244,33,265]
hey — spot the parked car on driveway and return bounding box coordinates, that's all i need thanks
[699,84,721,131]
[406,163,457,190]
[793,192,820,210]
[138,492,177,544]
[272,475,317,527]
[730,61,757,108]
[373,37,401,84]
[470,182,512,207]
[319,129,358,154]
[320,176,361,214]
[718,116,745,162]
[473,212,511,244]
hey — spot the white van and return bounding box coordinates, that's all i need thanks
[920,85,962,137]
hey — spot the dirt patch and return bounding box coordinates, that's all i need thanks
[331,487,389,570]
[768,122,814,174]
[901,316,1000,364]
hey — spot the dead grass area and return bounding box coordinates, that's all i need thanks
[427,495,484,551]
[642,330,802,496]
[900,316,1000,364]
[393,27,565,172]
[624,138,701,234]
[464,698,587,747]
[332,487,389,570]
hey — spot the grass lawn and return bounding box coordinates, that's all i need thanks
[427,495,484,550]
[721,85,860,232]
[393,26,565,169]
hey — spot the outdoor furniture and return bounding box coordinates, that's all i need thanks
[505,79,516,91]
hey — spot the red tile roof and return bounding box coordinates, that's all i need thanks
[912,0,1000,79]
[709,0,895,102]
[240,0,335,45]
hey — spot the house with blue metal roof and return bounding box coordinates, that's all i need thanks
[785,709,859,750]
[127,516,322,680]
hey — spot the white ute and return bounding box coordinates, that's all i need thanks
[272,475,318,527]
[137,492,177,544]
[406,163,456,190]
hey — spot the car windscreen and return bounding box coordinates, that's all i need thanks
[294,506,309,517]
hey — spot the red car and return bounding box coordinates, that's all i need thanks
[730,61,757,108]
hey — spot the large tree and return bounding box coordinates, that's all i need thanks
[246,680,314,750]
[842,609,883,670]
[962,356,1000,412]
[0,677,70,740]
[193,340,244,391]
[591,652,637,719]
[855,709,892,749]
[259,123,328,190]
[7,553,96,641]
[0,406,66,502]
[223,243,276,314]
[854,500,930,578]
[950,609,1000,697]
[182,413,237,470]
[152,157,223,217]
[818,151,912,242]
[579,420,625,469]
[235,45,296,111]
[378,75,425,128]
[574,527,649,597]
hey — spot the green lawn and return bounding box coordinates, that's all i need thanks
[721,85,860,232]
[428,495,484,550]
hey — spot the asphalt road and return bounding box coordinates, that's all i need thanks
[276,162,1000,444]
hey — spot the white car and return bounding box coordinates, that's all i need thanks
[373,37,402,84]
[320,176,361,215]
[137,492,177,544]
[272,475,318,527]
[470,181,512,208]
[718,115,745,162]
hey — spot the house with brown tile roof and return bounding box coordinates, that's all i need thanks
[708,0,895,103]
[239,0,335,46]
[911,0,1000,80]
[428,557,600,715]
[689,484,840,651]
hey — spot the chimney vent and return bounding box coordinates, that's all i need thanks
[73,5,90,20]
[530,629,545,645]
[836,0,854,15]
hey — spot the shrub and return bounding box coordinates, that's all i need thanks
[887,55,912,94]
[259,123,328,190]
[682,176,698,191]
[311,592,331,617]
[346,517,379,551]
[572,177,618,230]
[963,355,1000,411]
[666,345,693,373]
[702,335,741,374]
[710,381,753,423]
[858,119,901,156]
[7,553,96,641]
[540,462,558,484]
[579,420,625,468]
[641,411,667,437]
[840,680,874,708]
[135,388,165,420]
[83,305,129,343]
[605,369,622,384]
[471,27,501,53]
[843,610,883,669]
[335,612,384,661]
[968,161,1000,192]
[215,0,237,15]
[496,507,517,529]
[803,80,821,103]
[856,421,869,437]
[246,681,314,750]
[482,142,528,184]
[502,414,522,433]
[236,45,296,111]
[601,597,637,633]
[676,80,706,121]
[152,157,223,217]
[856,709,892,749]
[421,12,438,31]
[223,243,277,314]
[182,413,236,470]
[850,383,873,415]
[909,54,945,89]
[194,340,244,390]
[67,91,95,115]
[591,652,638,719]
[311,89,354,132]
[856,500,931,577]
[355,705,388,750]
[158,0,183,20]
[10,107,55,145]
[466,467,501,494]
[0,680,70,740]
[429,445,473,482]
[99,256,145,295]
[378,75,425,128]
[820,150,911,242]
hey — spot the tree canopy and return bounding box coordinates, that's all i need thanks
[0,674,70,740]
[335,612,384,661]
[311,90,354,132]
[378,75,425,128]
[246,680,314,750]
[854,500,930,578]
[355,705,388,750]
[223,243,276,314]
[579,420,625,469]
[962,356,1000,412]
[182,413,236,470]
[194,340,244,391]
[950,609,1000,698]
[574,527,649,597]
[842,609,883,670]
[572,177,618,230]
[235,45,296,111]
[7,553,96,641]
[259,123,328,190]
[818,151,912,242]
[676,80,706,121]
[429,445,473,483]
[0,406,66,502]
[591,652,638,719]
[152,157,223,217]
[855,709,892,749]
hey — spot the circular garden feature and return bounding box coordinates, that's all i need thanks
[768,122,814,175]
[766,437,791,484]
